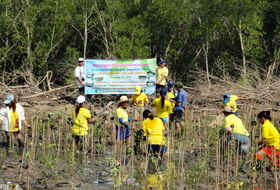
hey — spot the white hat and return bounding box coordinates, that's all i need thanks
[117,96,130,104]
[78,57,84,62]
[77,95,86,104]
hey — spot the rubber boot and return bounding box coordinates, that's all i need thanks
[17,139,24,148]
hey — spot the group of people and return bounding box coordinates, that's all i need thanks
[220,94,280,171]
[0,58,279,171]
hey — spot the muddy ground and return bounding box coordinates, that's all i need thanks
[1,89,280,189]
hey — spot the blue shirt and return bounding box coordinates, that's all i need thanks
[174,89,187,112]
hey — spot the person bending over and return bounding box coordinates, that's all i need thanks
[255,111,280,172]
[142,110,168,158]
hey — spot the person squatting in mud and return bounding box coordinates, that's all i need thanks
[72,95,95,149]
[116,96,137,146]
[222,107,250,158]
[255,111,280,172]
[152,88,171,131]
[142,110,168,158]
[0,94,30,147]
[218,94,250,117]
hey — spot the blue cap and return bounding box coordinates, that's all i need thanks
[160,59,166,64]
[4,94,14,104]
[223,94,230,103]
[167,81,174,86]
[160,88,167,95]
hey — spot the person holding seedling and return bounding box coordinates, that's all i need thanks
[152,88,171,130]
[116,96,136,146]
[142,110,168,158]
[156,59,168,93]
[223,107,250,157]
[169,82,187,130]
[0,94,30,147]
[255,111,280,172]
[218,94,250,117]
[72,95,94,149]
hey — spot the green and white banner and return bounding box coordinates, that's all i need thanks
[85,59,156,94]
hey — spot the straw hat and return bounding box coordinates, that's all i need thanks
[117,96,130,104]
[223,107,232,113]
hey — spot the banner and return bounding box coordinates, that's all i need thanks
[84,59,156,94]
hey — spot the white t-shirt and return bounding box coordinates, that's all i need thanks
[75,65,85,88]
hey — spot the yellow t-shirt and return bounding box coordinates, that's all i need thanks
[262,120,280,149]
[153,97,171,118]
[221,95,238,112]
[10,111,19,132]
[116,107,128,125]
[72,108,91,136]
[156,66,168,85]
[224,114,249,136]
[143,117,165,145]
[131,93,149,106]
[167,91,175,114]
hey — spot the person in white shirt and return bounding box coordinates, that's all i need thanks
[75,58,85,95]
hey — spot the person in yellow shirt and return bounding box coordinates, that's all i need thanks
[72,95,94,148]
[152,89,171,130]
[156,59,168,93]
[142,110,168,158]
[0,94,30,148]
[255,111,280,171]
[131,86,149,121]
[116,96,136,146]
[223,107,250,156]
[131,86,149,106]
[218,94,250,117]
[167,81,175,124]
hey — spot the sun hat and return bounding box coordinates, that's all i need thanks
[223,107,233,113]
[159,59,166,64]
[4,94,14,104]
[223,94,230,103]
[135,86,141,95]
[78,57,84,62]
[117,96,130,104]
[77,95,86,104]
[167,81,174,86]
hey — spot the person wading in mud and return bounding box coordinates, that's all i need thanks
[156,59,168,94]
[152,88,171,130]
[72,95,95,150]
[142,110,168,158]
[116,96,136,146]
[255,111,280,172]
[75,58,86,95]
[0,94,30,147]
[131,86,149,120]
[222,107,250,158]
[169,82,187,131]
[218,94,250,117]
